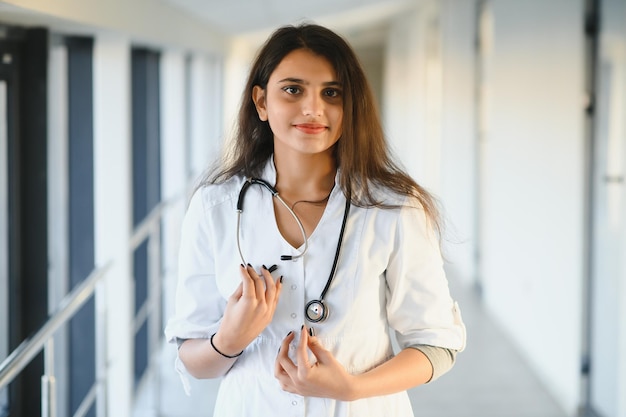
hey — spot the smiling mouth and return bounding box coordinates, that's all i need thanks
[294,123,327,134]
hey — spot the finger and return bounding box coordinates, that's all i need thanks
[272,276,283,309]
[274,363,296,394]
[297,325,311,372]
[229,282,244,301]
[247,264,266,300]
[307,334,331,364]
[274,331,294,376]
[261,265,277,303]
[274,353,285,379]
[276,332,297,378]
[280,330,296,358]
[239,264,255,297]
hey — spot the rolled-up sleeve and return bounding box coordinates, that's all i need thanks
[385,200,466,352]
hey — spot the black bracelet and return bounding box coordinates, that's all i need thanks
[210,333,243,358]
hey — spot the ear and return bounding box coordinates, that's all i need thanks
[252,85,268,121]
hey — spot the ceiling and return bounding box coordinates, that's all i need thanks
[161,0,416,43]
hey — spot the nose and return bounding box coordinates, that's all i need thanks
[302,92,323,117]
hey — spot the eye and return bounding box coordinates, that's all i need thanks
[282,86,301,95]
[323,88,342,98]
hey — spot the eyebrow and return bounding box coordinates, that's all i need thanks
[277,77,342,87]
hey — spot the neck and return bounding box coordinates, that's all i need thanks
[273,151,336,202]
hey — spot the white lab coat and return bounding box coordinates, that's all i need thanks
[165,159,466,417]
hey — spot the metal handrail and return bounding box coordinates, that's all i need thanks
[0,261,112,388]
[130,199,170,251]
[130,197,171,413]
[0,195,176,417]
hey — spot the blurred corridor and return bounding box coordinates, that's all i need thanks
[1,0,625,416]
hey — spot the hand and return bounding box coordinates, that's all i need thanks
[213,264,282,356]
[274,325,357,401]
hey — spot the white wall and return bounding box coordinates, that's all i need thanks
[222,37,259,150]
[383,1,478,288]
[438,0,477,286]
[480,1,585,414]
[383,3,435,188]
[188,54,224,181]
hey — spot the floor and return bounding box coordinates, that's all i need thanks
[133,277,568,417]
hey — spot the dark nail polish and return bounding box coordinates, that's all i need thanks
[268,264,278,273]
[262,264,268,270]
[279,276,283,283]
[309,328,314,337]
[247,263,252,268]
[301,324,304,331]
[287,331,292,336]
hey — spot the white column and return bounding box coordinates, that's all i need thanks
[188,54,213,181]
[205,55,224,166]
[590,3,626,414]
[159,50,188,326]
[93,34,133,417]
[47,41,70,417]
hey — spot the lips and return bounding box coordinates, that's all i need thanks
[294,123,327,134]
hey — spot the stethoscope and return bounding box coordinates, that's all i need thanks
[236,178,351,323]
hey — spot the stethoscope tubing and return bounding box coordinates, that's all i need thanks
[318,196,351,301]
[236,178,308,265]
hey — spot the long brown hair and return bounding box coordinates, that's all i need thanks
[206,23,440,231]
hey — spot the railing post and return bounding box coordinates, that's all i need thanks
[95,278,108,417]
[41,339,56,417]
[148,219,162,415]
[41,375,55,417]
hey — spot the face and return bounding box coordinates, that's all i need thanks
[252,49,343,158]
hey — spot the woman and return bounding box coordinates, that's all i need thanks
[165,23,465,416]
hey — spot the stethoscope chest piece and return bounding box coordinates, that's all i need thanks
[305,299,328,323]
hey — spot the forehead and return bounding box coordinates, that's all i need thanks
[270,49,337,82]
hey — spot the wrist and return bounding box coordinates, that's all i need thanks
[210,333,243,358]
[343,374,361,401]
